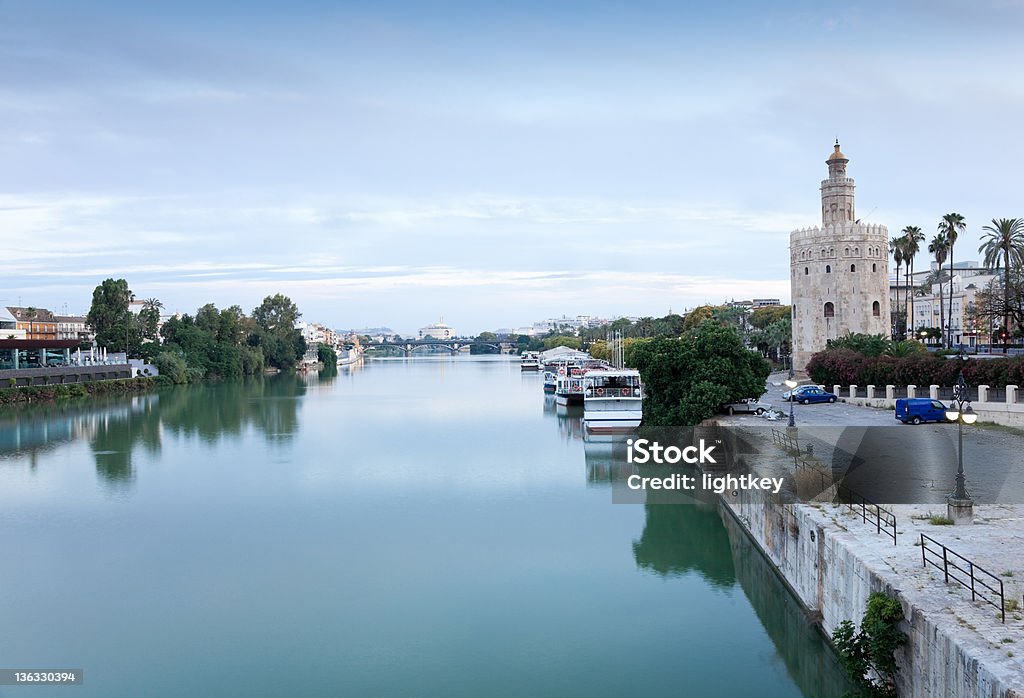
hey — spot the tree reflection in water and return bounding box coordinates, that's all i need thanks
[0,376,311,488]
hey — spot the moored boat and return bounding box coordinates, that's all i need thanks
[582,369,643,434]
[520,351,541,371]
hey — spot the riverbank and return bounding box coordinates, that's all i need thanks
[0,376,158,406]
[706,425,1024,697]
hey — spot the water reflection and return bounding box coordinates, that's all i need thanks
[632,495,737,588]
[0,376,312,488]
[722,511,854,697]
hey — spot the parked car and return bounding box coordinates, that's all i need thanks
[720,398,771,416]
[791,387,838,404]
[895,398,950,425]
[783,385,818,401]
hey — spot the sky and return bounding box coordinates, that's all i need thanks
[3,0,1024,335]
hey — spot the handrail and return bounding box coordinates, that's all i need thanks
[836,485,897,545]
[920,533,1005,623]
[771,428,800,454]
[792,455,829,493]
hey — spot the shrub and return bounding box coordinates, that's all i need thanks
[833,592,908,697]
[153,352,189,385]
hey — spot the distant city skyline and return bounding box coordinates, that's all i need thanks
[4,1,1023,336]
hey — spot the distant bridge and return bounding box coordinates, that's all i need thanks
[363,340,517,356]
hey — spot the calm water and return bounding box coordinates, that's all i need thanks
[0,356,850,697]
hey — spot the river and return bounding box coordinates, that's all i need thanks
[0,355,851,697]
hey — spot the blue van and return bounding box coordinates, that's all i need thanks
[895,398,950,425]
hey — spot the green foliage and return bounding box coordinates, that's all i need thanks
[0,377,155,406]
[542,335,581,350]
[251,294,306,370]
[625,322,770,426]
[588,340,610,361]
[153,351,189,384]
[160,301,284,379]
[828,333,891,357]
[883,340,927,358]
[317,344,338,365]
[749,305,791,329]
[87,278,136,353]
[833,592,908,697]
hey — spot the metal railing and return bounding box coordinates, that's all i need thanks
[793,455,829,492]
[771,428,800,453]
[920,533,1005,623]
[836,485,897,545]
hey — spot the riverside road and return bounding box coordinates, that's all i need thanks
[719,375,1024,506]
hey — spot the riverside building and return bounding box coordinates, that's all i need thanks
[790,142,891,370]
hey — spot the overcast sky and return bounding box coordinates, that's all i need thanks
[3,0,1023,335]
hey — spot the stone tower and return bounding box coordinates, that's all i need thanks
[790,142,890,370]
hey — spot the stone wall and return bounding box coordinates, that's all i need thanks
[709,451,1023,698]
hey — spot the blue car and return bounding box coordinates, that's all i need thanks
[792,387,838,404]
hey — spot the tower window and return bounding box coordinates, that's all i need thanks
[804,267,809,275]
[824,302,835,318]
[850,264,856,272]
[872,263,877,272]
[872,301,880,317]
[825,265,831,273]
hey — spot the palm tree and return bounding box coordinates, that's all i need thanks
[890,236,905,339]
[979,218,1024,353]
[902,226,925,336]
[900,236,914,336]
[938,213,967,347]
[929,233,949,344]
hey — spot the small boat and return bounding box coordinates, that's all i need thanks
[582,369,643,434]
[520,351,541,371]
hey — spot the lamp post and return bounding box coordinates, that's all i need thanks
[784,368,798,428]
[944,349,976,523]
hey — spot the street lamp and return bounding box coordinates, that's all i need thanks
[944,350,976,522]
[784,368,798,428]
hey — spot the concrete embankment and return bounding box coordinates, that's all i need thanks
[703,426,1024,698]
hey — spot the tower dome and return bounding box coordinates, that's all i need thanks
[827,140,847,162]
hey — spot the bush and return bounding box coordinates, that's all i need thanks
[833,592,907,697]
[807,348,1024,389]
[153,352,189,385]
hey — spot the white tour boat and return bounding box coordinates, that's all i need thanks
[582,369,643,434]
[520,351,541,371]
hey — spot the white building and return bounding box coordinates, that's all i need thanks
[419,320,456,340]
[0,307,26,339]
[790,142,891,369]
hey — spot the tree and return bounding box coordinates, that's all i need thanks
[626,322,770,426]
[138,298,162,341]
[979,218,1024,353]
[250,294,305,370]
[682,305,716,332]
[905,225,929,333]
[749,305,790,330]
[890,236,905,339]
[928,233,949,344]
[87,278,135,353]
[938,212,966,347]
[542,335,581,350]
